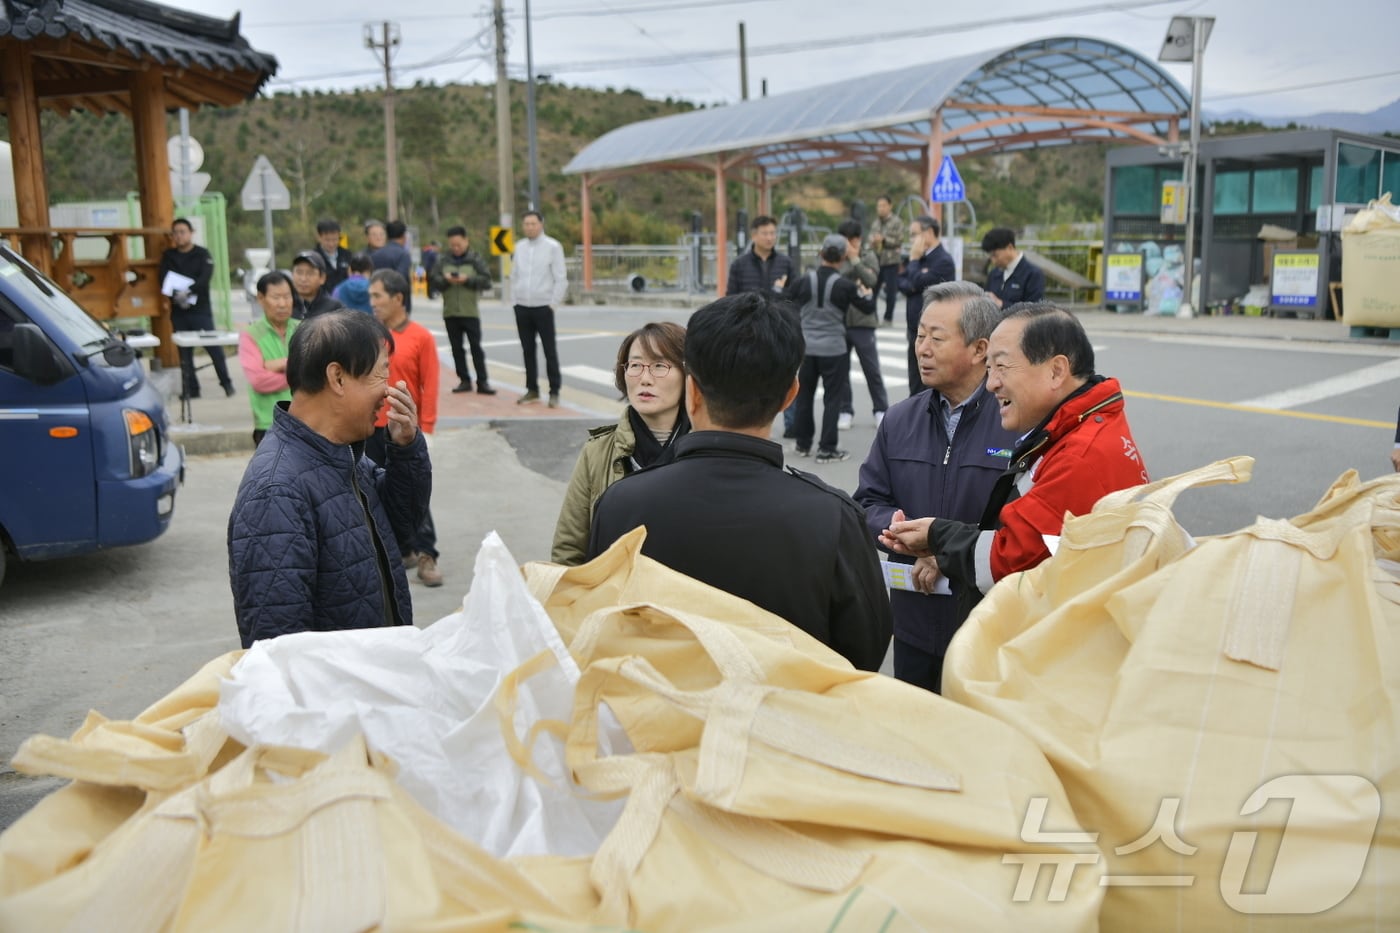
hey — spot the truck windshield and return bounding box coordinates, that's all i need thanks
[0,246,115,351]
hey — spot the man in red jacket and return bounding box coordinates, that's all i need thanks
[367,268,444,587]
[882,304,1148,614]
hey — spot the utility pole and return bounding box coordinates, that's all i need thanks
[493,0,515,295]
[365,21,401,221]
[524,0,540,211]
[739,22,752,218]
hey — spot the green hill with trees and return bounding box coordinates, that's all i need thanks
[23,79,1143,259]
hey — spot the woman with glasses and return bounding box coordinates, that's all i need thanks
[551,321,689,565]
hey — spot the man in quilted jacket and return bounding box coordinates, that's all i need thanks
[227,310,432,648]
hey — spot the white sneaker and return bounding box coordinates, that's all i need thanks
[837,412,853,431]
[874,411,886,428]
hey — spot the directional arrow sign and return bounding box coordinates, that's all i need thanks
[240,155,291,211]
[489,226,514,257]
[930,155,966,203]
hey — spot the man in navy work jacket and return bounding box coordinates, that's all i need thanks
[898,216,958,396]
[228,310,432,648]
[855,282,1016,692]
[982,227,1045,309]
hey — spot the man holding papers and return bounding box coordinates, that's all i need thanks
[855,282,1017,693]
[160,217,234,399]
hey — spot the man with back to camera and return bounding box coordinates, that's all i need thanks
[785,233,877,464]
[160,217,234,399]
[290,250,345,320]
[882,304,1149,623]
[587,290,892,672]
[239,270,300,448]
[867,195,906,325]
[834,218,887,431]
[510,210,567,407]
[372,220,413,312]
[366,269,443,588]
[854,282,1018,692]
[312,218,352,294]
[898,215,958,397]
[227,310,431,648]
[982,227,1046,308]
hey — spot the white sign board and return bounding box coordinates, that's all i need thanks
[1105,253,1144,303]
[1270,251,1320,309]
[240,155,291,211]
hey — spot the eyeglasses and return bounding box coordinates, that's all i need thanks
[624,360,674,378]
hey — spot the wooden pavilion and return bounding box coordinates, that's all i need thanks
[0,0,276,365]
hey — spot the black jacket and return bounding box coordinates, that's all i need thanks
[587,431,892,670]
[987,256,1046,307]
[228,403,431,648]
[898,244,957,324]
[293,292,346,320]
[315,244,354,293]
[726,247,796,296]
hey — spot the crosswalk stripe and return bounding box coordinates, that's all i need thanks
[561,364,618,388]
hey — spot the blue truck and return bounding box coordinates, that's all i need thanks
[0,244,183,587]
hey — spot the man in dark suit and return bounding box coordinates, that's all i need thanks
[982,227,1046,309]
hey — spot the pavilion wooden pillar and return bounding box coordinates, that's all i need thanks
[130,68,178,367]
[2,44,53,272]
[581,174,593,291]
[714,155,728,296]
[758,167,771,216]
[922,106,945,218]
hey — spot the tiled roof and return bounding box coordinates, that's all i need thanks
[0,0,276,81]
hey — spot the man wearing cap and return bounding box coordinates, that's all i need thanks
[291,250,346,320]
[783,234,877,464]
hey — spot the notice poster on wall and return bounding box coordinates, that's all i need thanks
[1105,253,1144,304]
[1270,252,1320,310]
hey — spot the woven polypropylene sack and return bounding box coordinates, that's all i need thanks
[946,461,1400,930]
[515,528,1105,931]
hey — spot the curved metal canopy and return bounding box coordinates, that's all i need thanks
[564,35,1188,180]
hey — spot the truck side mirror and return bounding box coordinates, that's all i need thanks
[13,323,68,385]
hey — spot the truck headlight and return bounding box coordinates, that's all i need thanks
[124,408,159,478]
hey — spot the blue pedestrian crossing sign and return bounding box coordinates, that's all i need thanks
[930,155,966,203]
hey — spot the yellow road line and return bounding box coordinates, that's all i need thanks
[1123,390,1392,429]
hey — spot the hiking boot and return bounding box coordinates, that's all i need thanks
[794,445,811,458]
[517,390,540,405]
[452,381,472,393]
[837,412,853,430]
[476,383,497,395]
[417,554,443,588]
[222,383,236,398]
[401,550,419,568]
[548,393,560,408]
[814,448,849,464]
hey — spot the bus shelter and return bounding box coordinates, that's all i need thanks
[1105,129,1400,314]
[0,0,276,366]
[564,36,1190,295]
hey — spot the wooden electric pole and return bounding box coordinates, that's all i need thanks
[365,21,401,221]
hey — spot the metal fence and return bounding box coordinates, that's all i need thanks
[573,238,1104,303]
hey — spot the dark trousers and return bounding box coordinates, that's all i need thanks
[794,353,849,453]
[513,304,561,395]
[445,315,489,387]
[172,308,231,397]
[878,264,901,322]
[252,429,267,447]
[837,327,889,416]
[906,301,923,397]
[365,427,438,559]
[893,638,944,694]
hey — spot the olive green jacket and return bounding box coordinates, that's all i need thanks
[551,411,637,565]
[430,248,493,319]
[867,213,906,267]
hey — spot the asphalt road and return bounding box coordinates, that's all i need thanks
[2,300,1396,829]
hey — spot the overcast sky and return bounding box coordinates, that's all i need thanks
[181,0,1397,118]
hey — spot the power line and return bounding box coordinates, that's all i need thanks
[538,0,1188,73]
[1208,68,1400,102]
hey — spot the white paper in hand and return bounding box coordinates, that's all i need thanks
[219,531,623,858]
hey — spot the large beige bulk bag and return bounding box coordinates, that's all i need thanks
[945,460,1400,930]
